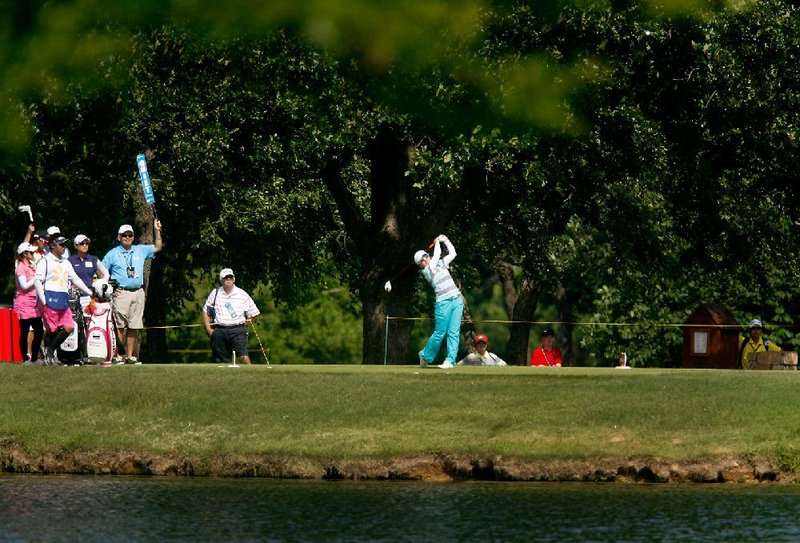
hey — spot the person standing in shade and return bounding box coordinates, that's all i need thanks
[69,234,109,302]
[457,334,507,366]
[415,234,463,370]
[739,318,781,369]
[102,220,163,364]
[14,242,43,364]
[202,268,260,365]
[531,328,563,367]
[34,234,92,365]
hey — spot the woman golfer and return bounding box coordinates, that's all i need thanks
[415,234,463,369]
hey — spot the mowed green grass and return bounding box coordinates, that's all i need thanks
[1,364,799,463]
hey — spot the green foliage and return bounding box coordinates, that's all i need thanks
[164,275,362,364]
[2,1,798,369]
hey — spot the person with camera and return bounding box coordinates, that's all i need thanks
[202,268,260,364]
[102,220,162,364]
[34,234,93,365]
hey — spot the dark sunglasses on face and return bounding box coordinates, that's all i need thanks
[120,233,134,238]
[223,275,234,280]
[77,241,89,245]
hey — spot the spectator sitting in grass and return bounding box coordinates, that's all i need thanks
[457,334,507,366]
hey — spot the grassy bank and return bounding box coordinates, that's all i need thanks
[1,364,799,481]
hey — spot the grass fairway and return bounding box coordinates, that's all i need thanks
[1,364,800,481]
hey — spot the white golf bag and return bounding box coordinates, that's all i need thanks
[85,280,117,365]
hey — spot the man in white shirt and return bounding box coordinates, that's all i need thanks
[457,334,507,366]
[202,268,261,364]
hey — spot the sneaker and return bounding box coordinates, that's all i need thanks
[418,353,429,368]
[44,348,55,366]
[113,356,125,365]
[126,357,142,365]
[438,360,454,370]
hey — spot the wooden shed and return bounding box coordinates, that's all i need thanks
[683,303,741,369]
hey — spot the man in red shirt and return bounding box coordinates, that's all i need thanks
[531,328,563,367]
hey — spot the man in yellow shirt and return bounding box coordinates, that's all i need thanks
[739,319,781,369]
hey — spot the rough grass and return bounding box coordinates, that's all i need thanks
[2,364,799,465]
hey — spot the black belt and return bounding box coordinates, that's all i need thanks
[214,323,245,329]
[121,286,142,292]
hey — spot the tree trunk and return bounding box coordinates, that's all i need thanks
[134,186,167,363]
[360,265,415,364]
[556,284,574,367]
[497,262,539,365]
[323,125,467,364]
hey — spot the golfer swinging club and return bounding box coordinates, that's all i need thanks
[415,234,463,369]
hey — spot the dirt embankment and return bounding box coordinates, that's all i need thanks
[0,441,792,482]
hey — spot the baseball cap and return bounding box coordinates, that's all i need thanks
[33,230,48,242]
[749,319,763,329]
[219,268,235,280]
[74,234,90,246]
[50,234,68,245]
[118,224,134,235]
[47,226,61,236]
[16,242,35,254]
[541,328,555,337]
[474,334,488,344]
[413,250,428,264]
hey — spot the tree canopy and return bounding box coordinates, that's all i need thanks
[2,0,799,366]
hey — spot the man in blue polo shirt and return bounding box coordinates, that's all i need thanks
[103,220,163,364]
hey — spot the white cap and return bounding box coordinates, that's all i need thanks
[47,226,61,236]
[74,234,90,246]
[413,250,428,264]
[118,224,134,235]
[16,242,35,254]
[219,268,235,280]
[749,319,763,329]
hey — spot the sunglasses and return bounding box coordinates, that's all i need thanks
[222,275,235,280]
[120,233,134,238]
[77,241,89,245]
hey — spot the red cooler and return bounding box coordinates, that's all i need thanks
[0,306,22,363]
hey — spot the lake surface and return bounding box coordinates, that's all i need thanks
[1,476,799,542]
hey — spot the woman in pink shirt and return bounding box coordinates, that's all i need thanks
[14,242,43,363]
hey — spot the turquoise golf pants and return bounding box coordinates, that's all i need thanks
[420,296,464,364]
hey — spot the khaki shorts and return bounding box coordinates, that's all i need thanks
[113,288,146,330]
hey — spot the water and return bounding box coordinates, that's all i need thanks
[1,476,800,542]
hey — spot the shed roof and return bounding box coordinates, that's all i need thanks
[684,303,739,326]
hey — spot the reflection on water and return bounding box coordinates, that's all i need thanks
[1,476,800,542]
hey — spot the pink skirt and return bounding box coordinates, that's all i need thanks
[14,291,41,320]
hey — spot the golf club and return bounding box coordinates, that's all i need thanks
[250,320,271,367]
[384,237,437,293]
[18,205,33,223]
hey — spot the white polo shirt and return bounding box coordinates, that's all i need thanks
[204,285,260,326]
